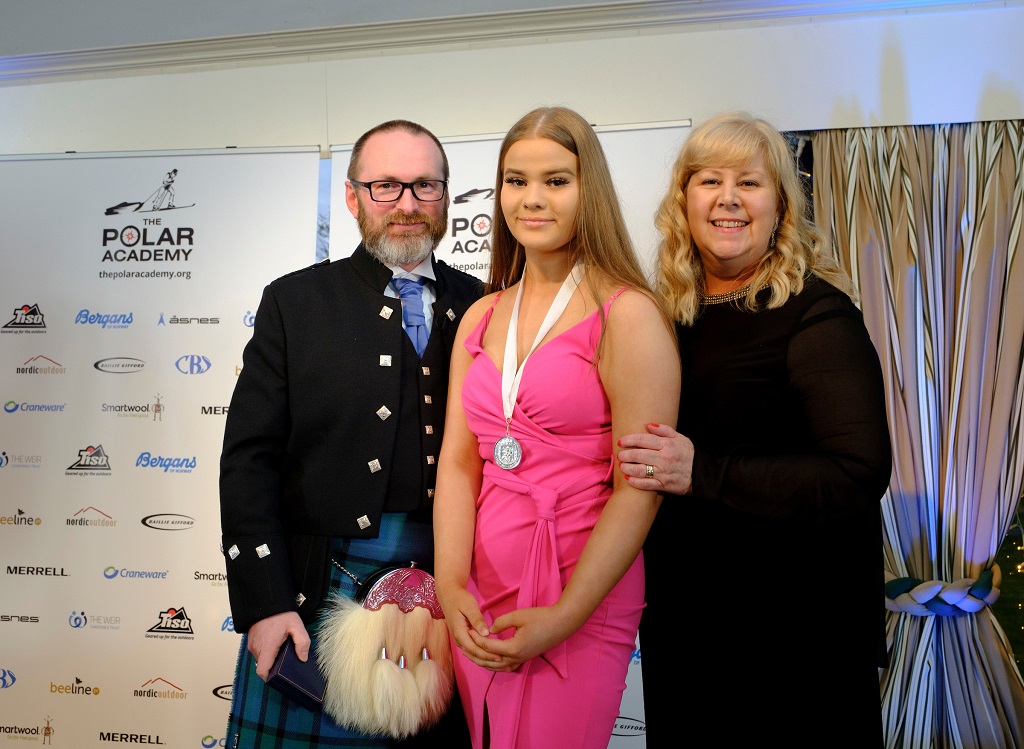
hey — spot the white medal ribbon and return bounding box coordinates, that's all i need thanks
[495,261,583,470]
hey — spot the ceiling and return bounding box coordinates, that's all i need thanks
[2,1,1018,84]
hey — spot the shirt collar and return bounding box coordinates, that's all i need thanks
[388,256,436,283]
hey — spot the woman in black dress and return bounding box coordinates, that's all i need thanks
[617,111,892,747]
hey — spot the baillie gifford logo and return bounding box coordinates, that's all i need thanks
[1,304,46,335]
[66,445,112,476]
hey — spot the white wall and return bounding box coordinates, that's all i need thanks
[1,6,1023,157]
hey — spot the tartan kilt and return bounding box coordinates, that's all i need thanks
[225,512,470,748]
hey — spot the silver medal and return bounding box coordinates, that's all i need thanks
[494,435,522,470]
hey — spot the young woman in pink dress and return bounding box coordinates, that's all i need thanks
[433,106,680,749]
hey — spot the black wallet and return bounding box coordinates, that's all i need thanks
[266,638,327,711]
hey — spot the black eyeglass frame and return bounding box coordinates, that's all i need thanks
[350,179,449,202]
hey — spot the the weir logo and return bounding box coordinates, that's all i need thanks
[145,606,195,639]
[69,610,122,631]
[1,303,46,334]
[0,450,42,469]
[66,444,111,475]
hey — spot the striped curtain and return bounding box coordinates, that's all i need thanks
[812,121,1024,748]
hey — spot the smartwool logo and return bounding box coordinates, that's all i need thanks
[145,607,194,639]
[1,304,46,334]
[66,445,112,475]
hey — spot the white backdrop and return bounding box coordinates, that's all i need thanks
[0,147,320,747]
[0,121,688,747]
[331,121,691,747]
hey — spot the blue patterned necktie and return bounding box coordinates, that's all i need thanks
[392,276,429,357]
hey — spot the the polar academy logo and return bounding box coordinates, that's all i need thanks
[66,444,112,475]
[2,304,46,334]
[101,169,196,267]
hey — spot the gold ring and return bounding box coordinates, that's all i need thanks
[645,464,655,479]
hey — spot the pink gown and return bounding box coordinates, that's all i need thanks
[455,290,644,749]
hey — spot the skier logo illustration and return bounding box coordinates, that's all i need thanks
[42,715,54,744]
[153,393,164,422]
[152,169,177,210]
[103,169,194,215]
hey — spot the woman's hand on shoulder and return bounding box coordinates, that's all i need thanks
[617,422,694,496]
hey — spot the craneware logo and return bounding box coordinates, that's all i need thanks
[3,399,66,414]
[16,355,65,375]
[66,445,111,475]
[94,357,145,373]
[145,606,195,639]
[174,354,212,375]
[1,303,46,334]
[67,506,116,528]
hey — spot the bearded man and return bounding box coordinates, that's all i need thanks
[219,120,482,747]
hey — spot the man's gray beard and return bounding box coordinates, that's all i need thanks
[364,233,436,267]
[359,204,448,267]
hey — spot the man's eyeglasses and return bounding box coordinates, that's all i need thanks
[350,179,448,202]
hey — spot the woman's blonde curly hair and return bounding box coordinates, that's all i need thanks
[655,110,853,325]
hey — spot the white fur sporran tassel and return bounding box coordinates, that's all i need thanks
[317,565,454,739]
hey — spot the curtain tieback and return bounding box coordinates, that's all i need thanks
[884,566,1001,616]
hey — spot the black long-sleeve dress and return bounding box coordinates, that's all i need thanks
[640,275,892,747]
